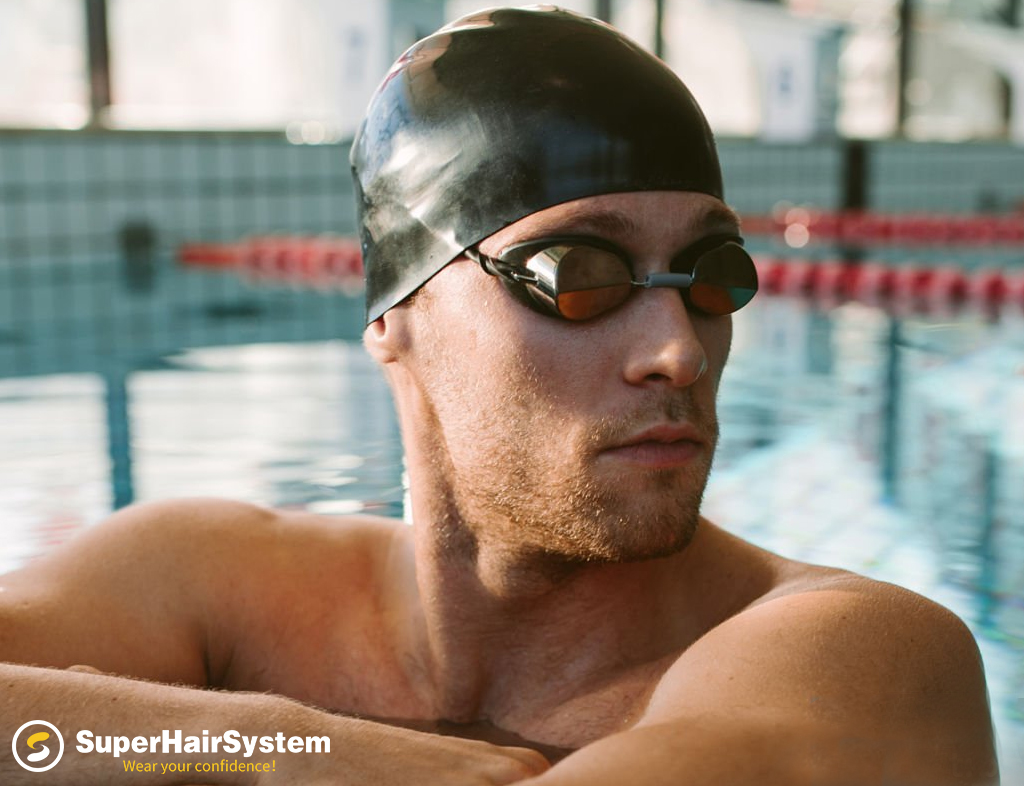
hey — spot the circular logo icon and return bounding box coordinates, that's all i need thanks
[12,720,64,772]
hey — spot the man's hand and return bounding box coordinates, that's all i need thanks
[256,721,549,786]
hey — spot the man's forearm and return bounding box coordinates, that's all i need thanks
[0,663,318,785]
[519,716,999,786]
[1,663,549,786]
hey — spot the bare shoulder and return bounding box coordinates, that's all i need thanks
[644,557,998,784]
[667,554,991,720]
[0,498,405,684]
[746,560,984,670]
[2,496,402,590]
[691,523,985,673]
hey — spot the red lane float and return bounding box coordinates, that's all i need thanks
[178,236,364,292]
[177,243,239,268]
[747,210,1024,247]
[751,256,1024,314]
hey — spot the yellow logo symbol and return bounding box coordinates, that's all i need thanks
[26,731,51,762]
[12,720,65,772]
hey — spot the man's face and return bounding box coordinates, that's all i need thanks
[397,191,738,566]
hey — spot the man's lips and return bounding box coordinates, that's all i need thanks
[599,424,706,468]
[615,423,705,448]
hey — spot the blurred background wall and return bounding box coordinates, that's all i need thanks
[1,0,1023,776]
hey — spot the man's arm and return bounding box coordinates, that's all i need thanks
[522,578,999,786]
[0,499,548,785]
[0,664,547,785]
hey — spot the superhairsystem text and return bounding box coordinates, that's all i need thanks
[76,729,330,758]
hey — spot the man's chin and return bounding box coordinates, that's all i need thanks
[547,508,702,566]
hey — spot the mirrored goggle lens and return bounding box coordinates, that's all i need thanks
[686,242,758,316]
[524,245,633,321]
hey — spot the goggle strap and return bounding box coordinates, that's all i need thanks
[468,249,540,285]
[464,246,487,269]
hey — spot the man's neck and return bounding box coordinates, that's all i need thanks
[394,510,735,724]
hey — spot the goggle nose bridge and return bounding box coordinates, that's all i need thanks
[639,272,695,289]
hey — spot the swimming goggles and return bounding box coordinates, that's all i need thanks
[465,233,759,321]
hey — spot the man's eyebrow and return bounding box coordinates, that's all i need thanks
[533,208,641,238]
[697,204,742,234]
[529,204,742,239]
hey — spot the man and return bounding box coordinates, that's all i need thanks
[0,7,998,785]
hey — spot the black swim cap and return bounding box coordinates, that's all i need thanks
[351,6,724,324]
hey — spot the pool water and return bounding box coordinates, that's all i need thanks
[1,295,1022,777]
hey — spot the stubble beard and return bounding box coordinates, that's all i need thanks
[467,410,715,567]
[431,385,718,570]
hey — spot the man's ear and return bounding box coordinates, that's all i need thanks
[363,308,411,365]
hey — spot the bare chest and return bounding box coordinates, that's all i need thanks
[499,663,666,749]
[223,613,668,751]
[220,604,424,716]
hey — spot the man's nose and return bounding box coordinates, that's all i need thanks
[621,288,708,388]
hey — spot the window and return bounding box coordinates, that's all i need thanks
[0,0,89,127]
[105,0,387,137]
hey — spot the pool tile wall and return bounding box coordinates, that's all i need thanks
[0,131,363,377]
[870,141,1024,214]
